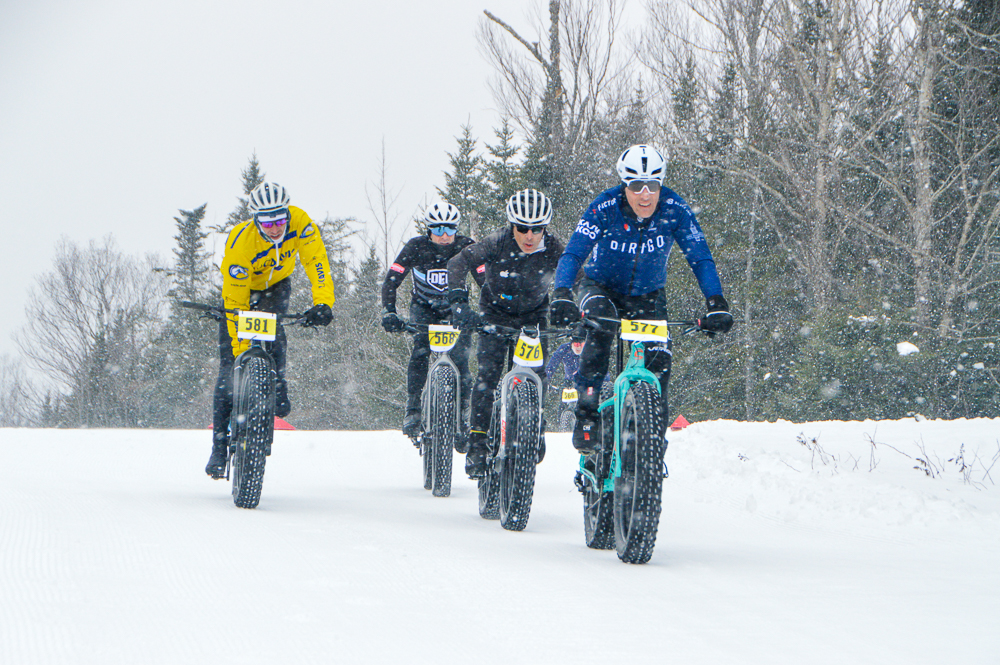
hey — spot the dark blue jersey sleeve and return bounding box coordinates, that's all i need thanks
[554,199,605,290]
[672,205,723,298]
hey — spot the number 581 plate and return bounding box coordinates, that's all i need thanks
[237,311,277,341]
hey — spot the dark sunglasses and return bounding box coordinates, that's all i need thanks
[429,226,457,236]
[513,224,544,235]
[626,179,662,194]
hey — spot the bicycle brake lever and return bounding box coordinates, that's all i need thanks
[695,323,715,338]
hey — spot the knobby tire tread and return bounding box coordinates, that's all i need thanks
[232,356,272,509]
[478,397,502,520]
[583,452,615,549]
[429,366,455,497]
[613,381,664,563]
[499,380,540,531]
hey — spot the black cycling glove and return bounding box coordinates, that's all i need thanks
[449,289,480,330]
[381,309,406,333]
[549,288,579,327]
[303,303,333,327]
[700,295,733,334]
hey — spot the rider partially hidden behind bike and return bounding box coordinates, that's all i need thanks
[380,200,476,439]
[549,145,734,453]
[206,182,335,478]
[447,189,565,478]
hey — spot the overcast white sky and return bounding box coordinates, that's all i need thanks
[0,0,561,360]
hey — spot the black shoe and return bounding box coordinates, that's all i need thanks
[537,434,546,464]
[205,444,228,479]
[465,432,488,479]
[572,416,601,454]
[402,410,422,438]
[275,379,291,418]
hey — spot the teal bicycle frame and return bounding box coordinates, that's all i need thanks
[577,339,662,492]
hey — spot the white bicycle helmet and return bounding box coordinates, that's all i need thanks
[248,182,291,214]
[424,200,461,227]
[615,145,666,183]
[505,189,552,227]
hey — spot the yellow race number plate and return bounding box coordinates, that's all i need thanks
[513,334,544,367]
[428,324,460,353]
[237,311,278,341]
[620,319,669,342]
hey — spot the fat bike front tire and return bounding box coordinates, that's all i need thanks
[427,365,456,497]
[499,380,540,531]
[613,381,664,563]
[231,355,273,510]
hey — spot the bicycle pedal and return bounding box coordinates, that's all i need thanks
[573,470,585,493]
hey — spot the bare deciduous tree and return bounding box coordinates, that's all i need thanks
[480,0,635,231]
[16,237,169,427]
[365,138,405,269]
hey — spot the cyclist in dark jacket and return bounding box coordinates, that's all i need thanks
[550,145,734,452]
[381,201,476,437]
[448,189,564,478]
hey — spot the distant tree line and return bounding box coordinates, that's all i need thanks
[2,0,998,428]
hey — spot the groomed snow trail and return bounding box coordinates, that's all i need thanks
[1,421,998,664]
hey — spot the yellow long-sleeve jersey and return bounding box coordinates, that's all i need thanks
[220,206,335,357]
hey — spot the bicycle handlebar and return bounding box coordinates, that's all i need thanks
[178,300,310,325]
[390,312,717,338]
[579,313,715,338]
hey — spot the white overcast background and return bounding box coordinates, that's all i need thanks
[0,0,579,360]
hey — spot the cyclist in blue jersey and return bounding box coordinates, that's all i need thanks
[549,145,733,453]
[545,335,586,390]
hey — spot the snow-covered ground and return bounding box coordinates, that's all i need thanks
[2,419,998,664]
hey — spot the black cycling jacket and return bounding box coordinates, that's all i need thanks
[448,227,564,325]
[382,234,475,311]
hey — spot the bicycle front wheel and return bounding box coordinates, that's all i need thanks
[613,380,664,563]
[426,365,456,497]
[231,355,273,509]
[499,380,540,531]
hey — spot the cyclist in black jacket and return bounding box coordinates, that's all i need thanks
[382,201,477,438]
[447,189,564,478]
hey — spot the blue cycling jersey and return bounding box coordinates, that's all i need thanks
[546,342,581,385]
[554,185,723,297]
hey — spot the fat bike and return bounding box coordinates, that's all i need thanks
[477,325,570,531]
[556,386,579,432]
[574,318,701,563]
[182,301,307,509]
[404,322,463,498]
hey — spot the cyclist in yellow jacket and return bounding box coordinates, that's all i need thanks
[207,181,335,478]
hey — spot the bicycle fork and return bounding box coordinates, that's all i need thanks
[496,366,544,462]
